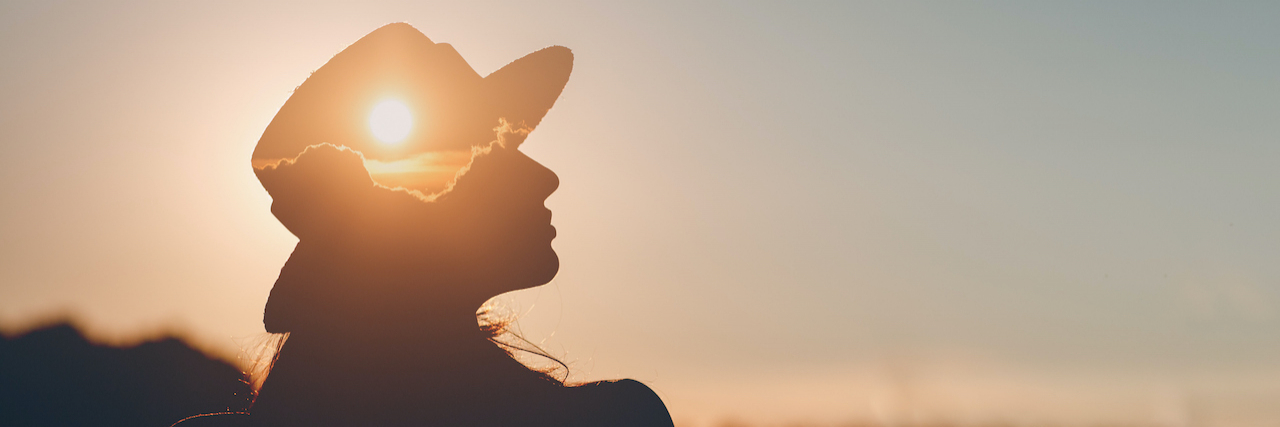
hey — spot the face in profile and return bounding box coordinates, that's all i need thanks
[251,23,573,332]
[428,126,562,298]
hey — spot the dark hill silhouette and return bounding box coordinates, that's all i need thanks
[0,323,252,427]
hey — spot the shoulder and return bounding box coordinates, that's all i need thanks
[566,379,674,427]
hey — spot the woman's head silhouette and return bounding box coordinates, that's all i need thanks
[250,23,569,336]
[215,23,673,427]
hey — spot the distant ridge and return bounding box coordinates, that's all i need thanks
[0,323,252,427]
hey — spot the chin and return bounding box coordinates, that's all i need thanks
[535,248,560,284]
[518,245,560,289]
[470,244,559,300]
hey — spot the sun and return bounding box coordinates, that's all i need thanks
[369,99,412,144]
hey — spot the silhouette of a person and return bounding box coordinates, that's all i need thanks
[180,23,672,427]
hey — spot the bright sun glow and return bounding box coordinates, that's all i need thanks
[369,99,412,143]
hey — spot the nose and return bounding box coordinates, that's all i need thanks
[526,155,559,201]
[499,150,557,205]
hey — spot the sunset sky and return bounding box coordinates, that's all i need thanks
[2,2,1279,426]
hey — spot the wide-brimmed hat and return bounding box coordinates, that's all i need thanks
[252,22,572,194]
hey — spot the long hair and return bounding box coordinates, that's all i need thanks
[238,332,289,397]
[477,299,571,385]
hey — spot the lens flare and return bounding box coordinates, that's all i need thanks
[369,99,412,143]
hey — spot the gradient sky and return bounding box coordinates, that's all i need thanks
[2,2,1279,426]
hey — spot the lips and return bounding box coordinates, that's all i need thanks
[536,208,555,240]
